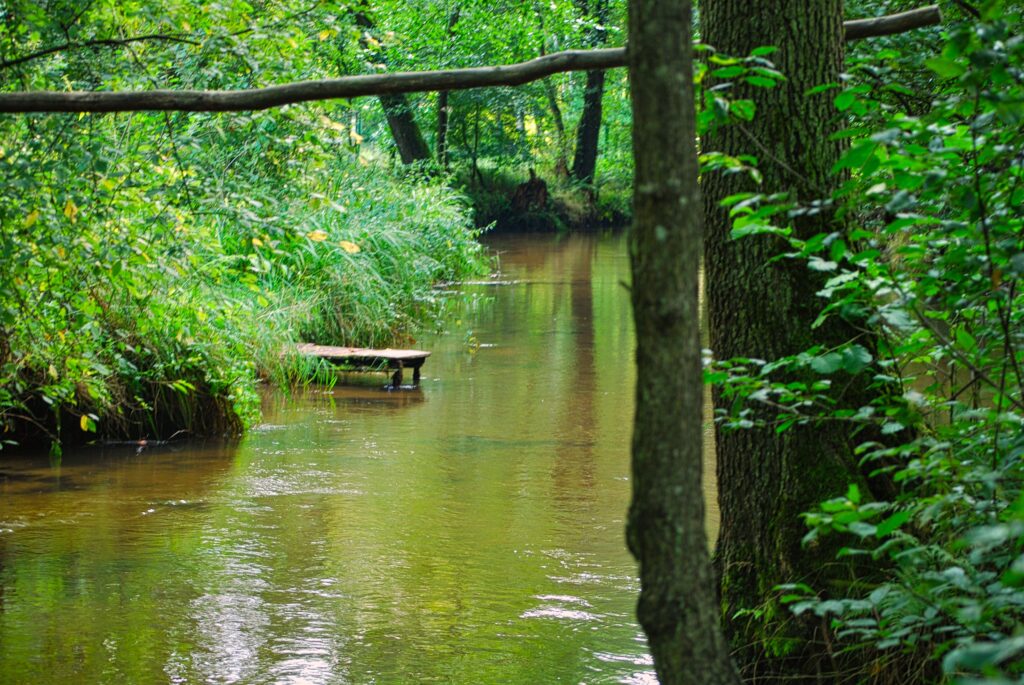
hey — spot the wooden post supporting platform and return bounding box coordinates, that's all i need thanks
[296,343,431,389]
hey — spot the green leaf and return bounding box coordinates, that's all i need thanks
[841,345,873,374]
[744,75,777,89]
[881,422,905,435]
[925,57,967,79]
[712,65,746,79]
[811,352,843,374]
[875,511,910,538]
[846,483,861,505]
[833,142,878,172]
[730,99,756,121]
[834,90,857,112]
[955,327,977,352]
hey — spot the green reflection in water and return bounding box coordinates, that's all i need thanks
[0,233,710,684]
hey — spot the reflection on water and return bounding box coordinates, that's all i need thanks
[0,233,714,684]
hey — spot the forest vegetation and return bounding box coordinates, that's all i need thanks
[1,0,1023,683]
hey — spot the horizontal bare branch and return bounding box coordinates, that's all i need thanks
[844,5,942,41]
[0,6,941,115]
[0,49,626,113]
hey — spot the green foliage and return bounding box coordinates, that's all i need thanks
[0,3,487,448]
[706,3,1024,681]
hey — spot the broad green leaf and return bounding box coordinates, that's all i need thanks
[925,57,967,79]
[811,352,844,374]
[834,90,857,112]
[841,345,873,374]
[875,511,910,538]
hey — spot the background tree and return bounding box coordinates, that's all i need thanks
[570,0,609,184]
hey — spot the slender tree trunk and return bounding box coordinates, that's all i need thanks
[437,90,450,167]
[354,8,431,165]
[700,0,883,680]
[572,68,604,184]
[571,0,609,184]
[542,74,571,177]
[533,2,572,177]
[436,8,460,169]
[627,0,741,683]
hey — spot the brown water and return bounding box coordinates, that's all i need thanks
[0,233,714,684]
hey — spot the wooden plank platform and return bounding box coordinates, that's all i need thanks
[296,343,430,388]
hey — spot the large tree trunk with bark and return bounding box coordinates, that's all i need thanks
[700,0,884,681]
[627,1,740,683]
[571,0,609,184]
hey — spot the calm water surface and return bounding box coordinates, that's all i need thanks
[0,233,714,684]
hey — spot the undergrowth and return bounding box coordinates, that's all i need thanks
[0,108,487,453]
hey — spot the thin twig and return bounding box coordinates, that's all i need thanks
[0,34,201,70]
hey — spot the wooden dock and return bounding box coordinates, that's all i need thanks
[296,343,430,388]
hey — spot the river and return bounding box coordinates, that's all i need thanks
[0,233,717,684]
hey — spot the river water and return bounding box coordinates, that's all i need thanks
[0,233,716,684]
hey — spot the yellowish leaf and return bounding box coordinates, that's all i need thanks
[307,229,329,242]
[319,115,346,133]
[318,29,332,41]
[63,198,78,224]
[339,240,360,254]
[23,210,39,228]
[79,414,97,432]
[252,237,264,247]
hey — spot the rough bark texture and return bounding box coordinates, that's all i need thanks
[571,0,609,184]
[626,1,740,683]
[700,0,883,681]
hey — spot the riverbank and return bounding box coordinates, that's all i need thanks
[0,166,487,455]
[456,163,631,233]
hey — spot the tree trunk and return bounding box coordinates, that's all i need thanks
[700,0,882,680]
[379,93,432,164]
[627,1,741,683]
[354,8,431,165]
[437,90,451,168]
[571,0,609,184]
[534,0,571,178]
[543,74,571,177]
[436,9,460,170]
[571,68,604,184]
